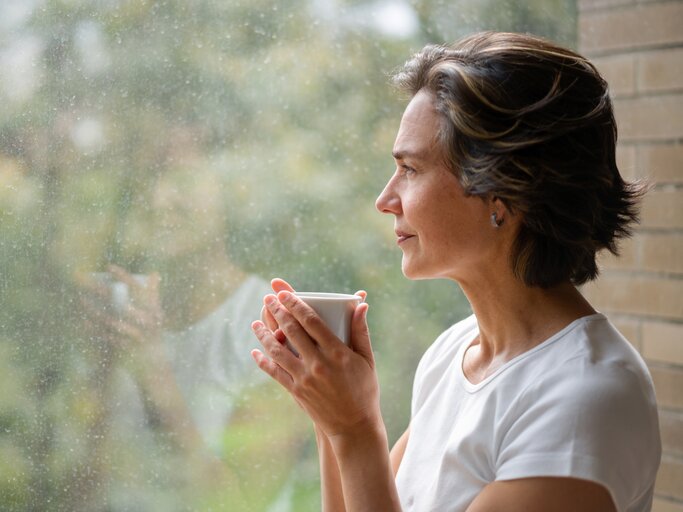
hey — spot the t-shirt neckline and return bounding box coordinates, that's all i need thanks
[458,312,605,393]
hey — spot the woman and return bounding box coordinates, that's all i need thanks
[251,32,661,512]
[78,163,307,510]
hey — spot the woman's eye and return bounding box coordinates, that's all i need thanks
[401,165,417,176]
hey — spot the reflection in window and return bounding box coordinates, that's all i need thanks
[0,0,575,510]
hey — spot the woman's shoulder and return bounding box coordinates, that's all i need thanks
[410,314,478,415]
[414,314,478,380]
[515,313,658,417]
[540,313,652,386]
[497,315,662,507]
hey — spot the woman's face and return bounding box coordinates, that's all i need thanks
[149,168,226,258]
[375,90,503,283]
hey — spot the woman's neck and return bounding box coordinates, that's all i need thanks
[458,271,596,372]
[160,247,247,329]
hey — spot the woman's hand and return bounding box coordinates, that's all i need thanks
[76,266,164,361]
[260,278,367,349]
[251,288,379,441]
[260,278,295,344]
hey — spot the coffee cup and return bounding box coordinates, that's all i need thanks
[295,292,362,346]
[89,272,148,313]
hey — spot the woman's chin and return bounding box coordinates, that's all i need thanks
[402,258,449,281]
[401,259,426,280]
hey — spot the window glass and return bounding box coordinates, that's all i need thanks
[0,1,575,510]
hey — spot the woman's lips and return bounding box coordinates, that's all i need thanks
[396,231,415,244]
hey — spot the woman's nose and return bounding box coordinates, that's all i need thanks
[375,178,401,215]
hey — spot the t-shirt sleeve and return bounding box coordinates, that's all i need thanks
[495,363,661,512]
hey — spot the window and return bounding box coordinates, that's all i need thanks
[0,1,575,510]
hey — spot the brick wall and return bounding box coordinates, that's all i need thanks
[578,1,683,510]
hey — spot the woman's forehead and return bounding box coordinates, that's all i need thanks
[393,91,443,162]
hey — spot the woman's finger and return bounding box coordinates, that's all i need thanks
[275,291,341,351]
[120,303,160,330]
[252,320,303,374]
[273,328,287,344]
[250,349,295,392]
[260,310,288,343]
[355,290,367,303]
[75,272,111,301]
[111,318,145,343]
[261,278,295,331]
[271,278,295,294]
[261,306,278,331]
[80,301,135,345]
[108,265,139,289]
[350,302,374,366]
[264,294,320,359]
[108,265,156,307]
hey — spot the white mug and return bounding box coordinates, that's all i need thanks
[89,272,148,313]
[295,292,362,346]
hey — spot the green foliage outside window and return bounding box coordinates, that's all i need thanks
[0,1,575,510]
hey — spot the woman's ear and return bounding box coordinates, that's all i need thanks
[490,196,522,233]
[489,196,507,228]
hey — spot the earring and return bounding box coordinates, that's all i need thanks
[490,212,503,228]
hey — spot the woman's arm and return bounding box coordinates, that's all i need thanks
[77,268,250,505]
[316,426,347,512]
[317,423,410,512]
[466,478,616,512]
[328,420,402,512]
[252,289,403,512]
[390,425,410,477]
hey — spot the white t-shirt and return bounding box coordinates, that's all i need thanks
[162,274,271,449]
[395,313,661,512]
[109,275,271,510]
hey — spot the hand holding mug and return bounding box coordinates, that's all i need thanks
[76,265,163,353]
[260,278,367,347]
[251,285,380,440]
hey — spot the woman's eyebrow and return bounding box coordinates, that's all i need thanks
[392,149,425,161]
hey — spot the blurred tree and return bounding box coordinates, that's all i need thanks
[0,0,576,510]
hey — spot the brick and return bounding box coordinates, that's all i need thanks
[639,144,683,184]
[656,457,683,501]
[581,275,683,319]
[597,235,639,271]
[660,410,683,456]
[641,188,683,229]
[641,233,683,274]
[653,498,683,512]
[580,2,683,54]
[594,54,636,97]
[643,321,683,365]
[614,95,683,142]
[617,143,638,181]
[650,364,683,410]
[639,48,683,93]
[578,0,635,11]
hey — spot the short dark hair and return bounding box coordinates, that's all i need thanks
[392,31,644,288]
